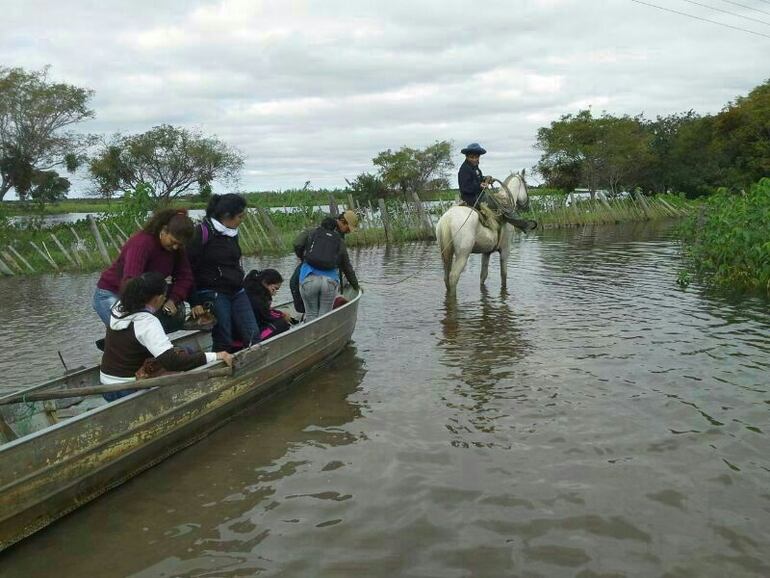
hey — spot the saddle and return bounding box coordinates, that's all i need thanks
[459,201,504,247]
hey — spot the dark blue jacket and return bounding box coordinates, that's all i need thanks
[458,160,485,206]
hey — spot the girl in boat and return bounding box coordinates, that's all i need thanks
[93,208,195,332]
[244,268,295,340]
[187,194,260,352]
[100,272,233,401]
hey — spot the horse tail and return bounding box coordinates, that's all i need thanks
[436,216,454,275]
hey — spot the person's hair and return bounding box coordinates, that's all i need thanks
[254,268,283,285]
[143,208,194,243]
[206,193,247,221]
[118,272,167,315]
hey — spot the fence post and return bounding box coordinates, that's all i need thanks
[2,249,23,273]
[0,254,14,276]
[8,246,35,272]
[410,191,435,238]
[50,233,77,268]
[30,241,59,270]
[328,195,339,217]
[378,198,392,243]
[88,215,111,265]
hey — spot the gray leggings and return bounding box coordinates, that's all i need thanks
[300,275,339,321]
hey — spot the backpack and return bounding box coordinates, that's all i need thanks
[304,227,341,270]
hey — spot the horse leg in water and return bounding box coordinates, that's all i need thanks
[499,236,510,289]
[480,253,491,286]
[447,245,472,294]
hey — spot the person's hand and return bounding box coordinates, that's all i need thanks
[191,305,207,319]
[162,299,177,316]
[216,351,234,367]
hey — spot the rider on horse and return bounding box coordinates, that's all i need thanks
[458,143,537,232]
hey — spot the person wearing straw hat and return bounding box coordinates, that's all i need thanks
[458,143,536,231]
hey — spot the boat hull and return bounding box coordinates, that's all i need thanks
[0,292,359,550]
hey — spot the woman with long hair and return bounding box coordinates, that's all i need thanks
[188,194,260,352]
[93,208,195,330]
[244,268,294,340]
[100,272,233,401]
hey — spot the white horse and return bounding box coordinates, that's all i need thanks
[436,171,531,295]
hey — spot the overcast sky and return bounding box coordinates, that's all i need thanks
[2,0,768,196]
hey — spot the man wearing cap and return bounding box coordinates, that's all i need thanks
[458,143,536,231]
[290,210,360,321]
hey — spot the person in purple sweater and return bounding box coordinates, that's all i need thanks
[93,209,195,329]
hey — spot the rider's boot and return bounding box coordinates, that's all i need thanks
[500,208,537,231]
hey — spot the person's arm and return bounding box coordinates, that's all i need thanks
[338,242,359,290]
[134,313,229,371]
[293,229,309,260]
[168,249,194,305]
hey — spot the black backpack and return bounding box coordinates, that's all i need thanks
[304,227,341,270]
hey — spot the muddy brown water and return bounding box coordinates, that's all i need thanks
[0,222,768,577]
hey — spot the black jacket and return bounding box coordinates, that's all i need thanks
[187,219,245,298]
[243,275,275,326]
[292,217,359,290]
[458,160,485,206]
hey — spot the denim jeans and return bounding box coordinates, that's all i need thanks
[93,287,183,333]
[196,289,260,352]
[93,288,119,325]
[300,275,339,322]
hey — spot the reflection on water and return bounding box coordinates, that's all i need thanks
[1,222,769,577]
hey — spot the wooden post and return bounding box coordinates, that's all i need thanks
[8,246,35,272]
[410,191,435,238]
[2,250,23,273]
[88,215,111,265]
[50,233,77,267]
[378,198,391,243]
[249,211,276,249]
[0,254,14,276]
[257,208,283,247]
[114,223,130,244]
[100,222,121,254]
[347,193,355,211]
[328,195,339,217]
[30,241,59,270]
[68,226,87,265]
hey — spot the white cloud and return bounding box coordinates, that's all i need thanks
[0,0,766,192]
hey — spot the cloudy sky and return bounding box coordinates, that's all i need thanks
[2,0,768,195]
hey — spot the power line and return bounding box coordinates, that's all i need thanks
[682,0,770,26]
[720,0,770,17]
[629,0,770,38]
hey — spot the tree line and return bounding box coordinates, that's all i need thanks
[0,65,456,208]
[534,79,769,197]
[0,66,243,205]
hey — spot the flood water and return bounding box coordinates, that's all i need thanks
[1,222,769,577]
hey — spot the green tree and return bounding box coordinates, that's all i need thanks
[347,172,387,202]
[372,140,453,200]
[0,66,94,201]
[711,79,770,191]
[89,124,244,202]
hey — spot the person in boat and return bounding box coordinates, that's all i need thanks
[93,208,195,332]
[100,272,233,402]
[243,268,296,340]
[458,143,536,231]
[292,211,360,322]
[187,193,260,352]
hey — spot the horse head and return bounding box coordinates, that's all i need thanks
[494,170,530,212]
